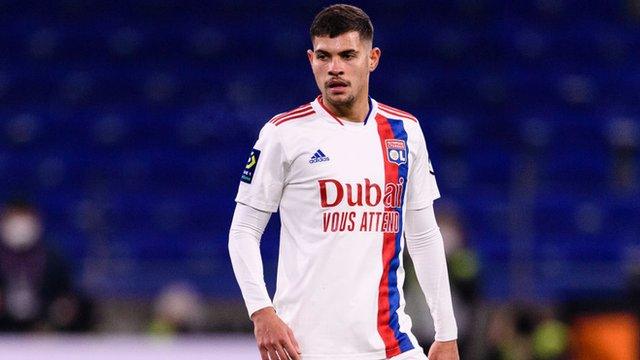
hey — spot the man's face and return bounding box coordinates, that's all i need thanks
[307,31,380,108]
[0,209,42,251]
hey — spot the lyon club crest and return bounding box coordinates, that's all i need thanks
[385,139,407,165]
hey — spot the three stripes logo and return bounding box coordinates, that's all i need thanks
[309,149,330,164]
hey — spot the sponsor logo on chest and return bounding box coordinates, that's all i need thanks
[317,178,404,233]
[309,149,330,164]
[318,178,404,209]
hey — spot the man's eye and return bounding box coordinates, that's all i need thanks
[317,54,327,60]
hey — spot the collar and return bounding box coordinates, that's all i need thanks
[313,95,377,126]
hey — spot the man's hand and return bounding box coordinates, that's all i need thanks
[251,307,301,360]
[427,340,459,360]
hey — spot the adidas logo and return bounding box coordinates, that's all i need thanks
[309,149,330,164]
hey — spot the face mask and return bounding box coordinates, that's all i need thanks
[0,215,42,251]
[441,220,463,254]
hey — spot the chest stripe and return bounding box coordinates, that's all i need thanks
[375,114,414,357]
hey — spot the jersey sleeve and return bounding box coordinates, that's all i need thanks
[406,124,440,210]
[235,123,288,213]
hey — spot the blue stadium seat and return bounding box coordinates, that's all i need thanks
[1,0,636,300]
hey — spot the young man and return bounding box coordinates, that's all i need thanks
[229,4,459,360]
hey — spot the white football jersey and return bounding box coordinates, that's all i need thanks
[235,96,440,359]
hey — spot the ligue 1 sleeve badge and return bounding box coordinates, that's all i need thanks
[385,139,407,165]
[241,149,261,184]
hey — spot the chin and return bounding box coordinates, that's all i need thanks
[325,93,355,107]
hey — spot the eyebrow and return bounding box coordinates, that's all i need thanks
[340,49,358,56]
[315,49,359,56]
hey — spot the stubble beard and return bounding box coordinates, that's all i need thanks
[325,92,356,110]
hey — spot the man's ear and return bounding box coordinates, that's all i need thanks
[307,49,314,64]
[369,47,381,72]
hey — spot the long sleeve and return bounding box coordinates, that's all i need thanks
[405,204,458,341]
[228,202,274,318]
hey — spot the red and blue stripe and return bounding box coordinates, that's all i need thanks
[374,113,414,357]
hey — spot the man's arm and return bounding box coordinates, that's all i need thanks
[228,202,273,316]
[228,202,300,360]
[405,204,459,359]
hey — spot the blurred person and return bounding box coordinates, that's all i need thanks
[229,4,458,360]
[0,199,93,332]
[439,204,480,353]
[405,203,479,357]
[569,312,638,360]
[484,306,569,360]
[485,307,535,360]
[148,282,205,335]
[438,207,479,306]
[563,284,639,360]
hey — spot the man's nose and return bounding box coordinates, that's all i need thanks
[328,58,344,76]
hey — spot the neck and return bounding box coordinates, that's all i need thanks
[322,93,370,123]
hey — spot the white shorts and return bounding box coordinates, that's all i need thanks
[388,348,428,360]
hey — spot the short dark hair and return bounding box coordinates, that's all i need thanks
[2,198,38,217]
[310,4,373,42]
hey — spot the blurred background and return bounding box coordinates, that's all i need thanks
[0,0,639,359]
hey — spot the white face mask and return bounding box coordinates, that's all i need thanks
[441,220,463,254]
[0,214,42,251]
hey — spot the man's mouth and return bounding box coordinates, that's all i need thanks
[326,79,349,94]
